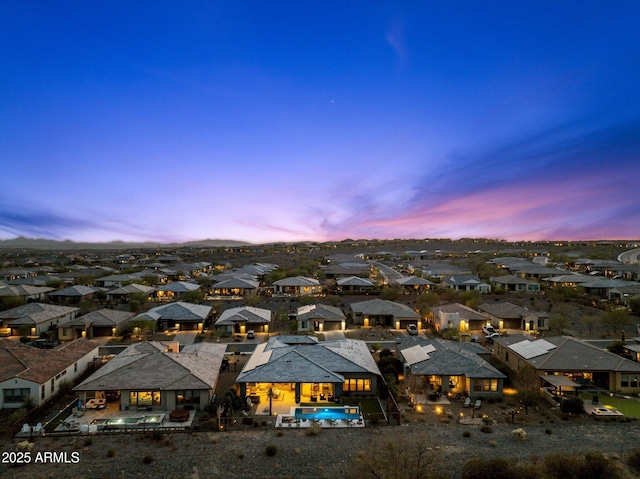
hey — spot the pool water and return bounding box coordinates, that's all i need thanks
[91,414,165,427]
[294,406,360,421]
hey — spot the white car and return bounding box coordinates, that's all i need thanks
[482,325,500,339]
[246,330,255,340]
[406,324,419,336]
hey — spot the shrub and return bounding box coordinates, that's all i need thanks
[265,444,278,457]
[628,447,640,473]
[462,458,511,479]
[480,425,493,434]
[151,430,164,441]
[276,431,284,437]
[560,397,585,415]
[512,428,527,441]
[143,454,153,464]
[83,437,93,446]
[463,430,471,438]
[107,448,116,458]
[546,428,552,435]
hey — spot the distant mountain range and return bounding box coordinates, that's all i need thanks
[0,237,253,250]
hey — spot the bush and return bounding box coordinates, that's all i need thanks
[512,428,527,441]
[463,430,471,438]
[545,428,552,435]
[107,448,116,458]
[560,397,585,415]
[462,458,512,479]
[265,444,278,457]
[627,447,640,473]
[480,425,493,434]
[143,454,153,464]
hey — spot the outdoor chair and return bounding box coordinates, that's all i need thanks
[474,399,481,409]
[463,397,471,408]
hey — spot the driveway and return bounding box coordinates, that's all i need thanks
[322,330,345,341]
[174,330,198,345]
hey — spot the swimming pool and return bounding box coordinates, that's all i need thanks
[293,406,361,421]
[90,414,165,429]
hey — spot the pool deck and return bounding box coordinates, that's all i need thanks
[16,402,196,437]
[275,407,365,429]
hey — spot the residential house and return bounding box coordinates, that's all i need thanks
[477,302,528,330]
[132,301,212,331]
[428,303,489,332]
[272,276,322,296]
[493,335,640,396]
[46,285,98,304]
[335,276,376,294]
[397,336,505,400]
[608,284,640,306]
[297,304,346,332]
[94,274,140,288]
[0,303,79,337]
[542,274,592,287]
[236,335,382,404]
[58,309,134,340]
[0,338,99,409]
[74,341,226,412]
[0,284,54,301]
[443,275,491,293]
[350,299,421,329]
[210,277,259,297]
[490,275,540,293]
[106,283,156,302]
[394,276,434,293]
[155,281,201,301]
[214,306,272,335]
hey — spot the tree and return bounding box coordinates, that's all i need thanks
[601,309,633,333]
[514,365,542,414]
[460,290,482,309]
[549,313,567,334]
[380,285,400,301]
[628,297,640,317]
[348,437,437,479]
[582,315,598,335]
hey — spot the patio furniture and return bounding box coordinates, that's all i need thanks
[463,397,471,408]
[21,423,31,434]
[474,399,481,409]
[169,409,190,422]
[86,398,106,409]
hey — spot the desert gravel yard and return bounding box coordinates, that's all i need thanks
[2,421,640,479]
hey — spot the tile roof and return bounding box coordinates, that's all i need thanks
[495,335,640,373]
[133,302,211,322]
[296,304,346,321]
[74,342,226,391]
[350,299,420,318]
[61,309,134,328]
[215,306,272,326]
[397,337,505,379]
[236,337,381,384]
[0,338,100,384]
[0,303,79,326]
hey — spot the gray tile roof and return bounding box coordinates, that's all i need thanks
[495,335,640,373]
[397,337,505,379]
[75,341,226,391]
[350,299,420,318]
[236,337,381,384]
[297,304,346,321]
[133,302,211,322]
[215,306,272,326]
[61,309,134,328]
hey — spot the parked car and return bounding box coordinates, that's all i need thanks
[482,325,500,339]
[406,324,418,336]
[246,330,255,340]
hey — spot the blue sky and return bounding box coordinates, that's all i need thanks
[1,2,639,243]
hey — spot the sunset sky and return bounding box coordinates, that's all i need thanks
[1,2,639,244]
